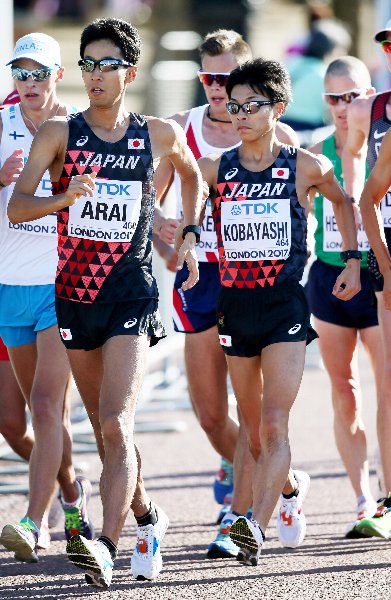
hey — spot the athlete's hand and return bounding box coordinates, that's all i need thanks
[202,179,210,200]
[0,149,24,186]
[164,247,179,272]
[159,217,180,245]
[63,172,97,206]
[177,233,199,290]
[332,260,361,301]
[382,271,391,310]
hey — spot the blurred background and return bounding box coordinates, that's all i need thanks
[1,0,391,328]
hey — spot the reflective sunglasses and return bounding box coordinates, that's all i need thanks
[323,90,364,106]
[197,71,230,87]
[78,58,132,73]
[11,67,55,82]
[226,100,275,115]
[379,40,391,53]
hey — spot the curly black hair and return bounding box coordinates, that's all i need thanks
[80,18,141,66]
[226,58,292,106]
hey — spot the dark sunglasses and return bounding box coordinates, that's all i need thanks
[197,71,230,87]
[78,58,132,73]
[11,67,55,82]
[379,40,391,53]
[226,100,275,115]
[323,90,364,106]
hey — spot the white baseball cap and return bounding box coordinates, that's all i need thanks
[374,19,391,43]
[6,32,62,68]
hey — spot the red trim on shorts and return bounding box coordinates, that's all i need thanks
[0,336,9,361]
[173,287,195,332]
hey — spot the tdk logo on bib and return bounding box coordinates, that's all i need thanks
[230,202,278,216]
[94,181,134,196]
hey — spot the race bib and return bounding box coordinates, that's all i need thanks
[196,199,218,261]
[221,198,291,261]
[7,172,57,237]
[68,178,142,242]
[322,197,369,252]
[381,188,391,228]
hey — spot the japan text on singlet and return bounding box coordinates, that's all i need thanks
[0,104,58,285]
[367,92,391,229]
[53,112,158,304]
[212,145,307,288]
[174,105,239,262]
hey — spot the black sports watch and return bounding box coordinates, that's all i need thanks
[182,224,201,244]
[340,250,362,263]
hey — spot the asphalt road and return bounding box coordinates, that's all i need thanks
[0,339,390,600]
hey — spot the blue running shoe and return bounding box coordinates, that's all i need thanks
[207,512,239,559]
[213,458,233,505]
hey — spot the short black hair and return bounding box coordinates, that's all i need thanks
[80,18,141,65]
[226,58,292,106]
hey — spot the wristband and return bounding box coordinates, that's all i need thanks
[182,224,201,244]
[340,250,362,263]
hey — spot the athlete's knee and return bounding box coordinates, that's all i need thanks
[332,390,360,425]
[100,411,133,445]
[198,409,227,437]
[30,392,63,426]
[260,407,289,447]
[330,373,356,400]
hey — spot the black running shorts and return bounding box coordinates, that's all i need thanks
[306,259,378,329]
[55,297,166,351]
[216,280,317,357]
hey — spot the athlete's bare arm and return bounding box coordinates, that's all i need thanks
[8,118,96,223]
[342,96,373,199]
[0,117,25,187]
[148,116,203,289]
[361,128,391,308]
[197,153,221,199]
[297,149,361,301]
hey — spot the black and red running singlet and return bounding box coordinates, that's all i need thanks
[53,112,157,304]
[213,145,307,288]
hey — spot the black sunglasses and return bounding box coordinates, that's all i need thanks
[226,100,275,115]
[78,58,132,73]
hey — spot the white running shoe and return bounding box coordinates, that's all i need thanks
[345,497,378,539]
[66,535,113,589]
[0,518,39,563]
[276,470,310,548]
[131,505,169,580]
[36,518,51,550]
[229,516,264,566]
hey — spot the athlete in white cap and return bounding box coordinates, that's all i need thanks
[0,32,93,564]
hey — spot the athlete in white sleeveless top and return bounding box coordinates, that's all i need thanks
[0,33,93,564]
